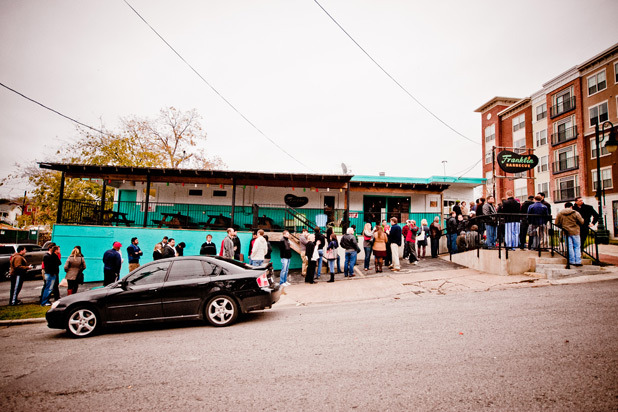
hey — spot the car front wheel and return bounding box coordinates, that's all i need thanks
[205,295,238,327]
[66,306,99,338]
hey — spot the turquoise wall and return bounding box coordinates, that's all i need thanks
[52,224,301,282]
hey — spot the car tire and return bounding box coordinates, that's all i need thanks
[205,295,238,327]
[66,306,100,338]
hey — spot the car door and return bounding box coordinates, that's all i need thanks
[161,259,214,318]
[104,261,170,323]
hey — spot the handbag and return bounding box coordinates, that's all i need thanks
[59,278,68,287]
[325,248,336,260]
[417,229,426,241]
[311,246,319,261]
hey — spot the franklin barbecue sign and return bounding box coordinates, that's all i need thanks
[496,150,539,173]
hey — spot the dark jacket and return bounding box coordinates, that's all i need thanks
[520,200,535,224]
[102,249,122,273]
[10,253,29,277]
[127,244,142,263]
[162,244,176,259]
[305,241,316,261]
[43,252,61,276]
[340,233,360,252]
[280,237,292,259]
[555,209,584,236]
[502,197,521,222]
[314,231,326,250]
[388,224,402,246]
[429,222,442,239]
[527,202,549,226]
[572,203,599,227]
[200,241,217,256]
[446,217,458,235]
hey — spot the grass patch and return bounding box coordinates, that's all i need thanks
[0,304,49,320]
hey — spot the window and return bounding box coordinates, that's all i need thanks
[126,262,170,286]
[213,190,227,197]
[536,129,547,146]
[551,88,575,118]
[485,171,493,188]
[484,124,495,142]
[592,167,613,191]
[484,151,492,164]
[615,61,618,83]
[514,171,527,179]
[554,145,578,173]
[587,70,606,95]
[591,135,610,159]
[167,259,208,281]
[513,114,525,132]
[555,175,579,201]
[537,155,549,173]
[589,102,609,127]
[188,190,203,196]
[536,103,547,121]
[515,187,528,200]
[537,182,549,196]
[513,138,526,153]
[552,117,577,145]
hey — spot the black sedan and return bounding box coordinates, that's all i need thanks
[46,256,281,338]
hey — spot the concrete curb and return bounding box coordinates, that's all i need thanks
[0,317,47,326]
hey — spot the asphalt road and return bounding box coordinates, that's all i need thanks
[1,280,617,411]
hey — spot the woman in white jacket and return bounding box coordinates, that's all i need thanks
[250,229,268,266]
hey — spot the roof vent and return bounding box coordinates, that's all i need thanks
[379,172,385,176]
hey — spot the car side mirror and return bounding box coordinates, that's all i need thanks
[119,278,129,290]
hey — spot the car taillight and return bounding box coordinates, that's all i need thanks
[256,273,270,288]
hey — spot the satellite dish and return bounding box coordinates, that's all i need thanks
[341,163,348,174]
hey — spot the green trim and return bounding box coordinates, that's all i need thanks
[352,175,486,185]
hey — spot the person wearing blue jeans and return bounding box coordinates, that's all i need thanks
[314,228,326,279]
[340,227,360,277]
[555,202,584,266]
[447,233,458,253]
[485,225,497,248]
[279,231,292,285]
[41,244,61,306]
[344,250,357,277]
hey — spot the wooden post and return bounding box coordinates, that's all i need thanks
[143,175,151,228]
[99,179,107,225]
[56,171,65,224]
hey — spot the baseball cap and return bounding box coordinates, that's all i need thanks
[113,241,122,248]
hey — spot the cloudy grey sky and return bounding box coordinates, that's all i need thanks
[1,0,617,198]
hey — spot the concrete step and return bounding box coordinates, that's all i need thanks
[534,263,605,280]
[523,272,547,279]
[534,257,592,265]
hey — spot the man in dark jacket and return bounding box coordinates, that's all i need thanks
[162,238,177,259]
[446,211,458,254]
[200,234,217,255]
[519,195,535,249]
[42,243,61,306]
[279,231,292,286]
[502,190,521,249]
[340,227,360,277]
[388,217,402,271]
[527,196,548,249]
[102,242,122,286]
[573,196,599,249]
[9,246,31,306]
[314,228,326,278]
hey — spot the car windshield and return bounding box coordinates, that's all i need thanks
[0,246,14,254]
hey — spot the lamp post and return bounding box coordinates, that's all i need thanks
[593,121,617,244]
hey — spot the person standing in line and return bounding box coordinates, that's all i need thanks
[372,225,388,272]
[470,200,477,213]
[429,216,442,258]
[388,217,402,271]
[402,220,411,260]
[102,242,122,286]
[362,222,374,271]
[153,243,164,260]
[161,236,169,249]
[446,211,458,253]
[279,231,292,286]
[482,196,497,248]
[555,202,584,266]
[263,235,272,265]
[502,190,521,250]
[339,227,360,277]
[232,230,242,261]
[573,196,599,250]
[175,242,186,257]
[200,234,217,256]
[461,201,469,216]
[326,227,342,273]
[527,195,549,249]
[299,228,309,277]
[537,192,552,248]
[314,228,326,279]
[64,246,86,295]
[222,228,235,259]
[162,238,177,258]
[127,237,143,272]
[305,234,317,284]
[406,220,418,265]
[382,219,392,267]
[250,229,268,266]
[519,195,535,249]
[453,201,462,216]
[325,233,339,283]
[41,243,61,306]
[417,219,430,259]
[9,245,32,306]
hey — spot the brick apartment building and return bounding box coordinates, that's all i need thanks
[475,42,618,237]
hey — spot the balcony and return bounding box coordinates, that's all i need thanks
[553,186,581,203]
[551,125,578,146]
[552,156,579,174]
[550,96,576,118]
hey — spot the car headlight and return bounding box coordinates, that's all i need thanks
[51,301,61,310]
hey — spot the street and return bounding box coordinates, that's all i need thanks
[1,279,617,411]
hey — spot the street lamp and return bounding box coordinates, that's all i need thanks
[593,121,617,244]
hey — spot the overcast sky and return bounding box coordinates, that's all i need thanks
[1,0,617,198]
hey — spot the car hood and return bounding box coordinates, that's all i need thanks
[55,285,112,306]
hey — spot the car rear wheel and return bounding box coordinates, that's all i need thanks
[66,306,99,338]
[205,295,238,327]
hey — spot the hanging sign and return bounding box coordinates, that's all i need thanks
[284,194,309,208]
[496,150,539,173]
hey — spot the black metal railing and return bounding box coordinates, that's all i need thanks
[550,96,576,118]
[552,156,579,174]
[551,125,578,146]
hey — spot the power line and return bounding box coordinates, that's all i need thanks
[123,0,314,172]
[312,0,480,146]
[454,158,482,179]
[0,81,112,137]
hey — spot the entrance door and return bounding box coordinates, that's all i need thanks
[364,196,386,225]
[323,196,335,224]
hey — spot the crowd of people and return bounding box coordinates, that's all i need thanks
[445,192,599,266]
